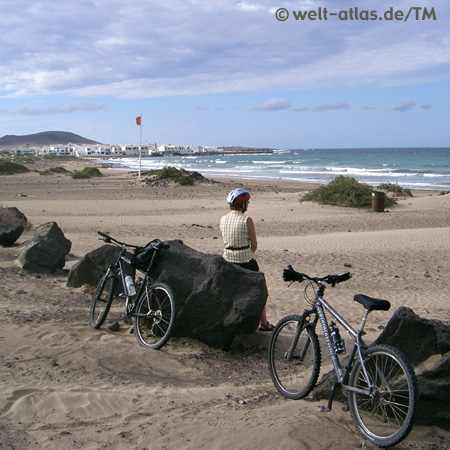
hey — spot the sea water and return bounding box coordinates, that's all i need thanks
[104,147,450,190]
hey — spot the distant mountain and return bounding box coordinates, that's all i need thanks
[0,131,99,147]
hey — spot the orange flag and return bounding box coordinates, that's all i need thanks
[136,115,142,126]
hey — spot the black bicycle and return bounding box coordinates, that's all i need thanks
[268,265,417,448]
[89,231,176,350]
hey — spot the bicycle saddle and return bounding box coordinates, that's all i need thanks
[354,294,391,312]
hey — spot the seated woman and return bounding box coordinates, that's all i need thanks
[219,187,274,331]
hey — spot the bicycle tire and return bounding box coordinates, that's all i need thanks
[268,314,321,400]
[348,344,417,448]
[89,270,117,329]
[133,282,176,350]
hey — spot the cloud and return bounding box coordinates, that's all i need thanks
[0,103,106,116]
[362,106,377,111]
[312,102,350,112]
[254,98,291,111]
[0,1,449,98]
[235,2,266,12]
[293,102,351,112]
[392,101,416,112]
[420,104,432,110]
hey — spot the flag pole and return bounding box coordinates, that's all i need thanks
[138,113,143,180]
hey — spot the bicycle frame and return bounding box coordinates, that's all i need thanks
[108,244,159,317]
[302,283,374,400]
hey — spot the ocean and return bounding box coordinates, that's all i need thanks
[104,147,450,190]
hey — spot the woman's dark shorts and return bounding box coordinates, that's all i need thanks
[235,259,259,272]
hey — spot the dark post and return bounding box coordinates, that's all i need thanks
[372,191,385,212]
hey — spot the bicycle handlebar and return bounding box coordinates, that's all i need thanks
[97,231,142,249]
[283,265,351,287]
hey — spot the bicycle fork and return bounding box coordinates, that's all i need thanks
[316,304,374,410]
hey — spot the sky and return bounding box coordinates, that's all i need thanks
[0,0,449,148]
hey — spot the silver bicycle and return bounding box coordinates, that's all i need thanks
[268,265,417,448]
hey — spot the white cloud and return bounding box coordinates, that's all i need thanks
[0,0,449,98]
[392,101,416,112]
[0,103,106,116]
[254,98,291,110]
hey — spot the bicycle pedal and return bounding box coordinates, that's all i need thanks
[319,405,331,413]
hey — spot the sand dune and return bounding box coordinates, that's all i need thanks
[1,167,449,449]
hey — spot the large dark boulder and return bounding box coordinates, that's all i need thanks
[0,224,24,246]
[373,307,450,365]
[0,206,28,246]
[67,244,121,287]
[150,240,268,348]
[69,240,268,348]
[18,222,71,272]
[311,307,450,429]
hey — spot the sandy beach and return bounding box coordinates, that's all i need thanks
[1,161,450,450]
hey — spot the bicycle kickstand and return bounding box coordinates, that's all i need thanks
[327,383,339,411]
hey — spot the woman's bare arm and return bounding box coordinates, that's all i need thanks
[247,217,257,252]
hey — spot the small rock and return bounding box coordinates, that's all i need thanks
[108,321,121,332]
[424,272,431,278]
[344,263,352,268]
[283,249,289,252]
[238,399,247,405]
[394,275,400,278]
[212,236,218,240]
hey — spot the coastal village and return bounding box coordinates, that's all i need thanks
[2,143,274,158]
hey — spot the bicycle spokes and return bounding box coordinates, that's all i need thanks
[351,351,413,439]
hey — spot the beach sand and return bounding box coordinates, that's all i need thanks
[1,162,449,449]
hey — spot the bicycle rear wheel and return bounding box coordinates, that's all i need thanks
[133,282,176,350]
[268,314,321,399]
[89,270,117,329]
[348,344,417,448]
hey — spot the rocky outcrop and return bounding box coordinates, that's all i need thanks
[310,307,450,429]
[67,244,122,287]
[0,224,24,247]
[69,240,268,348]
[18,222,71,272]
[149,240,268,348]
[0,207,28,246]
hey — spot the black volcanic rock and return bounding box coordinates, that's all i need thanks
[67,244,122,288]
[0,207,28,246]
[68,240,268,348]
[149,240,268,348]
[0,224,24,246]
[18,222,71,272]
[0,131,99,147]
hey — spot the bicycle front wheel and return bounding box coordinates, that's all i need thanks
[268,314,321,400]
[89,270,117,329]
[348,344,417,448]
[133,282,176,350]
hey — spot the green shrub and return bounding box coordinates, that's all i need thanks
[144,166,200,185]
[71,167,103,179]
[302,176,397,208]
[378,183,413,197]
[0,160,30,175]
[177,175,194,186]
[39,167,71,176]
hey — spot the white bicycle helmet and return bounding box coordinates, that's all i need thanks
[226,188,251,205]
